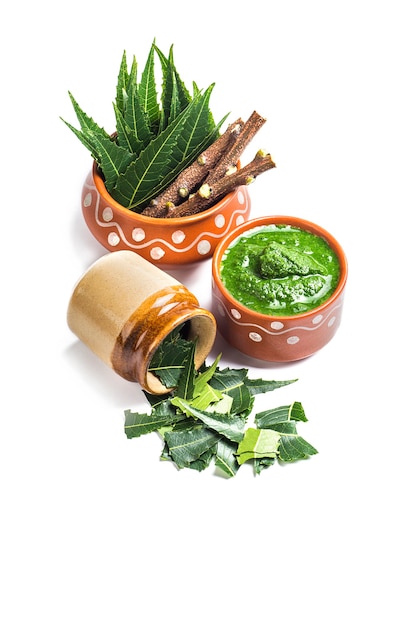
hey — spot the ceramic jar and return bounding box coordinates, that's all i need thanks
[67,251,217,394]
[81,162,251,266]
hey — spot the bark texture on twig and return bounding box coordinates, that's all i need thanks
[142,118,244,217]
[139,111,274,219]
[203,111,267,186]
[166,151,276,218]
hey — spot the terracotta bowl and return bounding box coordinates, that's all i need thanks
[81,162,251,266]
[211,215,348,362]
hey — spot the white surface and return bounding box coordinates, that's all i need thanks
[2,2,415,624]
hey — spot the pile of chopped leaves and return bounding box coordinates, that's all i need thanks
[124,326,317,477]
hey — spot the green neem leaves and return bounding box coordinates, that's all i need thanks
[255,402,318,465]
[111,84,225,209]
[148,323,194,390]
[234,402,319,474]
[124,331,317,477]
[236,428,282,465]
[163,426,221,469]
[61,40,226,211]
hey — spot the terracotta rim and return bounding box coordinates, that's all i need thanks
[212,215,348,321]
[92,161,242,225]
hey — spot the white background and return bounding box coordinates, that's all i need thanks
[2,1,415,624]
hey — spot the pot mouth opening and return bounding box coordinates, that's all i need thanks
[144,310,217,395]
[92,161,242,225]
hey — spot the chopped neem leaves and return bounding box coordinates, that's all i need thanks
[124,331,318,477]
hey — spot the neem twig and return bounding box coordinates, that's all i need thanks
[166,150,276,218]
[203,110,267,186]
[142,118,244,217]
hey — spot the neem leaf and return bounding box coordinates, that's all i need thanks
[255,401,308,429]
[255,402,318,461]
[60,92,112,163]
[203,393,233,415]
[115,48,158,146]
[153,43,192,126]
[88,132,135,191]
[278,436,318,462]
[245,378,298,396]
[138,41,160,130]
[125,336,318,476]
[190,384,223,410]
[193,353,222,396]
[170,398,246,442]
[175,340,196,400]
[113,105,139,155]
[163,425,221,468]
[254,456,277,475]
[187,447,217,472]
[148,325,194,388]
[236,428,281,465]
[61,93,135,190]
[210,366,248,390]
[159,56,181,132]
[115,50,129,115]
[65,92,110,138]
[143,390,171,408]
[112,88,219,210]
[124,398,181,438]
[210,367,254,415]
[110,106,188,208]
[122,80,153,152]
[288,401,308,422]
[189,354,225,410]
[215,439,240,478]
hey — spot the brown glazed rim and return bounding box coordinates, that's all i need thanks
[212,215,348,321]
[111,286,217,394]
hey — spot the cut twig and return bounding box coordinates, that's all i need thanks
[142,118,244,217]
[166,150,276,218]
[203,110,267,186]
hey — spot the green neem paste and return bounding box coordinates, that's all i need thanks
[220,224,341,316]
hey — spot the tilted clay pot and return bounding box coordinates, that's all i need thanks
[67,250,217,393]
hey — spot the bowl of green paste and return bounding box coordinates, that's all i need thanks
[211,215,348,362]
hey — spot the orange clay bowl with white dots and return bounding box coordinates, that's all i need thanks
[81,161,251,266]
[211,215,348,362]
